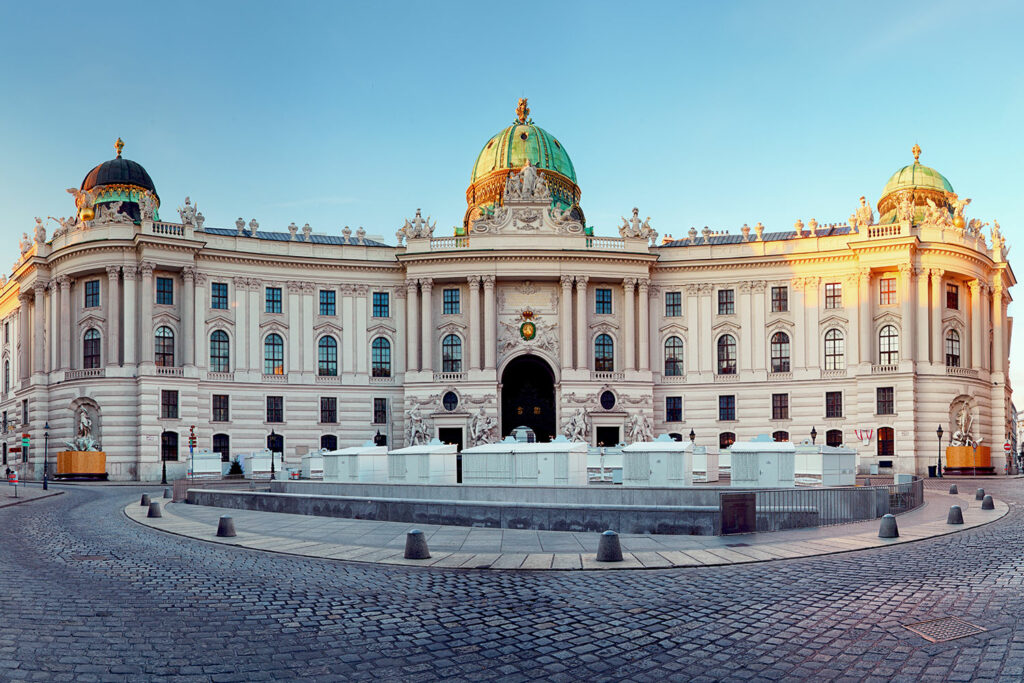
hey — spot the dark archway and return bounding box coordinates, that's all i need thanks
[501,355,556,442]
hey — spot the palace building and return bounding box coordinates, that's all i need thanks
[0,102,1015,480]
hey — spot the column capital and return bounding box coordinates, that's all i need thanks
[121,266,138,281]
[194,271,208,285]
[286,280,303,294]
[466,274,481,288]
[301,281,316,295]
[57,275,72,289]
[405,278,418,292]
[685,283,698,295]
[393,284,407,299]
[574,275,589,290]
[18,292,32,306]
[182,266,196,283]
[623,277,637,291]
[560,274,574,289]
[897,262,915,277]
[481,275,495,289]
[354,284,368,296]
[233,276,250,290]
[419,277,434,292]
[738,281,752,293]
[697,283,713,295]
[751,281,767,293]
[858,266,872,282]
[32,281,46,296]
[106,265,121,280]
[929,267,944,281]
[139,261,155,277]
[637,277,651,290]
[968,280,982,294]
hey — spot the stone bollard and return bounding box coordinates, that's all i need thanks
[975,488,985,501]
[948,484,958,495]
[404,529,430,559]
[878,514,899,538]
[863,478,870,487]
[946,505,964,525]
[596,530,623,562]
[981,495,995,511]
[147,501,163,518]
[164,487,172,500]
[216,515,237,537]
[140,493,151,507]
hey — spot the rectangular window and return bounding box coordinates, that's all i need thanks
[21,399,28,425]
[824,282,842,309]
[320,396,338,424]
[877,387,895,415]
[265,287,282,313]
[319,290,336,316]
[946,283,959,310]
[156,277,174,305]
[595,288,612,315]
[771,286,788,312]
[266,396,283,423]
[372,291,389,318]
[879,277,897,306]
[771,393,789,420]
[84,280,100,308]
[665,396,682,422]
[212,394,229,422]
[160,390,179,419]
[718,395,736,422]
[211,282,228,309]
[665,291,682,317]
[4,322,8,343]
[825,391,843,419]
[442,288,460,315]
[373,398,388,425]
[717,289,735,315]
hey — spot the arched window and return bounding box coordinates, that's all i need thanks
[717,335,737,375]
[83,329,102,369]
[212,434,230,463]
[664,336,684,376]
[318,336,338,376]
[824,329,845,370]
[826,429,843,448]
[209,331,230,373]
[594,334,614,372]
[264,333,284,375]
[878,325,899,365]
[945,330,961,367]
[719,432,736,449]
[772,430,789,442]
[160,431,178,461]
[770,332,790,373]
[441,334,462,373]
[371,337,391,377]
[3,359,8,393]
[878,426,894,456]
[320,434,338,451]
[155,326,174,367]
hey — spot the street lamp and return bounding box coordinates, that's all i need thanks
[269,429,276,480]
[936,425,944,478]
[810,426,817,445]
[43,421,49,491]
[689,428,696,443]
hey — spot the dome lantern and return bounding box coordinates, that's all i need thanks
[876,144,954,224]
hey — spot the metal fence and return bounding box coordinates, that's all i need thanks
[745,476,925,532]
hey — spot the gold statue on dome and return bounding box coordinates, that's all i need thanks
[115,137,125,158]
[912,143,921,164]
[516,98,530,124]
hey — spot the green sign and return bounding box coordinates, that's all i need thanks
[21,437,29,448]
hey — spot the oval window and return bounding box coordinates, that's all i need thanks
[600,390,616,410]
[442,391,458,412]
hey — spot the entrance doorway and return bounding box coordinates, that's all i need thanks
[438,427,463,483]
[596,426,620,447]
[500,355,556,443]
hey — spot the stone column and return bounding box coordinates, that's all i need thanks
[993,283,1004,374]
[287,281,301,374]
[685,285,700,372]
[233,277,248,372]
[49,280,59,371]
[194,272,207,368]
[930,269,944,364]
[752,283,766,370]
[106,266,121,366]
[247,279,260,374]
[121,269,136,366]
[790,279,806,370]
[301,282,315,376]
[858,268,872,364]
[844,273,859,368]
[738,281,752,372]
[420,277,433,373]
[467,275,482,371]
[638,278,651,371]
[355,284,368,374]
[182,267,195,366]
[341,284,355,375]
[32,282,45,374]
[483,275,496,370]
[405,279,419,372]
[804,277,820,369]
[18,293,30,381]
[58,277,72,369]
[139,262,155,364]
[393,285,407,375]
[980,283,990,371]
[915,267,930,363]
[559,275,573,370]
[623,277,636,371]
[898,264,915,363]
[970,280,982,369]
[575,276,589,370]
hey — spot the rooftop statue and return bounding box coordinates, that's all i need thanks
[178,196,198,227]
[138,192,156,222]
[19,233,30,256]
[856,196,874,227]
[516,97,530,124]
[897,194,915,223]
[33,217,46,245]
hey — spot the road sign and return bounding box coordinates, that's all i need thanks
[21,437,29,448]
[1005,443,1012,453]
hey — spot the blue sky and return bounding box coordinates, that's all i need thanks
[1,1,1022,409]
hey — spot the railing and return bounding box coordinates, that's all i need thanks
[156,366,184,377]
[867,223,904,239]
[591,371,624,381]
[433,371,465,382]
[65,368,105,380]
[153,222,185,236]
[946,366,979,378]
[767,371,793,381]
[659,375,686,384]
[430,236,470,250]
[206,371,234,381]
[714,373,740,383]
[821,369,848,378]
[748,476,924,531]
[262,373,288,383]
[585,236,625,250]
[369,375,395,384]
[871,364,899,374]
[315,374,341,383]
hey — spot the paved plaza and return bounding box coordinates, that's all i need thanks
[0,480,1022,681]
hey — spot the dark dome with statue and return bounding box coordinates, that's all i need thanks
[81,138,159,199]
[74,139,161,223]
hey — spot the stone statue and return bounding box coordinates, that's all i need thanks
[520,160,539,197]
[19,233,30,256]
[562,407,590,443]
[302,223,312,241]
[102,201,130,223]
[178,197,197,227]
[925,199,951,227]
[138,192,156,221]
[195,211,205,229]
[897,194,915,223]
[951,402,976,447]
[516,97,530,124]
[79,410,92,439]
[856,196,874,227]
[503,174,522,201]
[991,220,1006,256]
[356,227,366,244]
[626,412,654,444]
[947,193,971,222]
[468,407,497,446]
[33,217,46,245]
[397,209,436,244]
[235,217,246,235]
[249,218,259,232]
[288,222,298,240]
[64,408,101,451]
[405,405,431,446]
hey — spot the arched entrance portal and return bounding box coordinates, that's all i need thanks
[501,355,556,442]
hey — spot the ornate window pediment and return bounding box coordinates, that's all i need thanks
[437,321,467,336]
[313,320,345,337]
[77,311,106,330]
[765,318,795,333]
[712,319,741,335]
[818,314,848,332]
[205,312,234,328]
[658,322,688,335]
[589,320,618,335]
[258,319,288,336]
[873,311,900,327]
[152,311,179,328]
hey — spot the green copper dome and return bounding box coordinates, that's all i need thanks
[880,161,953,197]
[471,122,577,184]
[876,145,955,223]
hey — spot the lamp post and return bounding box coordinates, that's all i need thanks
[936,425,944,478]
[42,421,49,491]
[161,448,168,485]
[269,429,276,481]
[689,428,696,443]
[810,426,817,445]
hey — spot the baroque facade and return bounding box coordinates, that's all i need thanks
[0,107,1015,480]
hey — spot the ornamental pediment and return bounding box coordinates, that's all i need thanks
[77,311,106,330]
[818,314,848,329]
[205,312,234,327]
[872,311,900,325]
[765,318,795,333]
[366,321,395,336]
[258,319,288,336]
[437,321,467,336]
[712,319,741,334]
[152,311,180,327]
[312,320,345,337]
[658,322,688,335]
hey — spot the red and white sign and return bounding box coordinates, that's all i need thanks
[1006,443,1013,453]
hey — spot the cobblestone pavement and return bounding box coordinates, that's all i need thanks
[1,482,1022,682]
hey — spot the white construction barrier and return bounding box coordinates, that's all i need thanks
[621,435,693,487]
[462,435,588,486]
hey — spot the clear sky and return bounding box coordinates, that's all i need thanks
[1,0,1021,410]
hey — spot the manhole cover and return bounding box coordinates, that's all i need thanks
[904,617,987,642]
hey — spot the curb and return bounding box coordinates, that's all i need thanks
[0,490,65,509]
